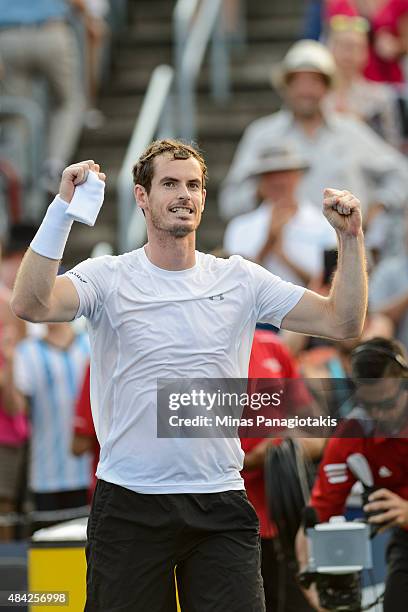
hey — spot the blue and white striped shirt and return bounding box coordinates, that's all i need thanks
[14,332,91,493]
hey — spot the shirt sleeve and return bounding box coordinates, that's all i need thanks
[63,255,116,321]
[246,260,305,328]
[310,437,357,522]
[218,114,286,220]
[218,122,262,220]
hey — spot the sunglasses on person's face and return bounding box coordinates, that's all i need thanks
[329,15,370,33]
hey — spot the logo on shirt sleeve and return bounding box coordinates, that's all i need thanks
[378,466,392,478]
[324,463,348,484]
[67,271,88,283]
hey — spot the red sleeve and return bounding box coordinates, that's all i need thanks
[73,367,95,437]
[311,436,358,522]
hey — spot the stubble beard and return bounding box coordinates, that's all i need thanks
[149,207,197,238]
[169,225,194,238]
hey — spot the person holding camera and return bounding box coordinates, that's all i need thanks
[298,337,408,611]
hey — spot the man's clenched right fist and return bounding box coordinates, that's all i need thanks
[59,160,106,203]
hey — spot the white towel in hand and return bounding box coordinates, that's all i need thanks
[65,170,105,226]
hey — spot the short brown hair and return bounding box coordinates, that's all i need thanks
[132,139,208,192]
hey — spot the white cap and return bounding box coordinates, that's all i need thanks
[271,40,336,89]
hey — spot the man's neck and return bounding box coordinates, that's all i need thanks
[295,112,325,138]
[144,232,197,271]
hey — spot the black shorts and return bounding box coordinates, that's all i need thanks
[85,480,265,611]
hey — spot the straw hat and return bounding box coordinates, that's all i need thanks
[271,40,336,89]
[248,146,309,177]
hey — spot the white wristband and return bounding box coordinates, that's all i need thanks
[65,170,105,226]
[30,196,73,260]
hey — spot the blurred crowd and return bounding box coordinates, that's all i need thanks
[220,0,408,357]
[219,2,408,609]
[0,223,92,541]
[0,0,113,235]
[1,1,408,610]
[0,0,120,542]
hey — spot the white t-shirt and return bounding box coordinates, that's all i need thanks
[65,248,305,493]
[223,201,336,285]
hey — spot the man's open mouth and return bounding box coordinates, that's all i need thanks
[169,207,194,214]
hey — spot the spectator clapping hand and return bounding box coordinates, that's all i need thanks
[255,204,296,264]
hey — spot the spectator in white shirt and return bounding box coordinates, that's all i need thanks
[219,40,408,236]
[224,146,336,286]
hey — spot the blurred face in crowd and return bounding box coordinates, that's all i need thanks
[329,29,369,78]
[136,154,206,238]
[355,378,408,434]
[258,169,302,205]
[284,71,329,119]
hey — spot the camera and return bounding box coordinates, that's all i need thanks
[299,516,372,612]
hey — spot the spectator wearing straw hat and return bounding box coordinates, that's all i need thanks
[224,146,336,286]
[219,39,408,242]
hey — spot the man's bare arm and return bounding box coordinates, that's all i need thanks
[12,250,79,323]
[72,433,95,456]
[282,189,367,340]
[11,160,105,323]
